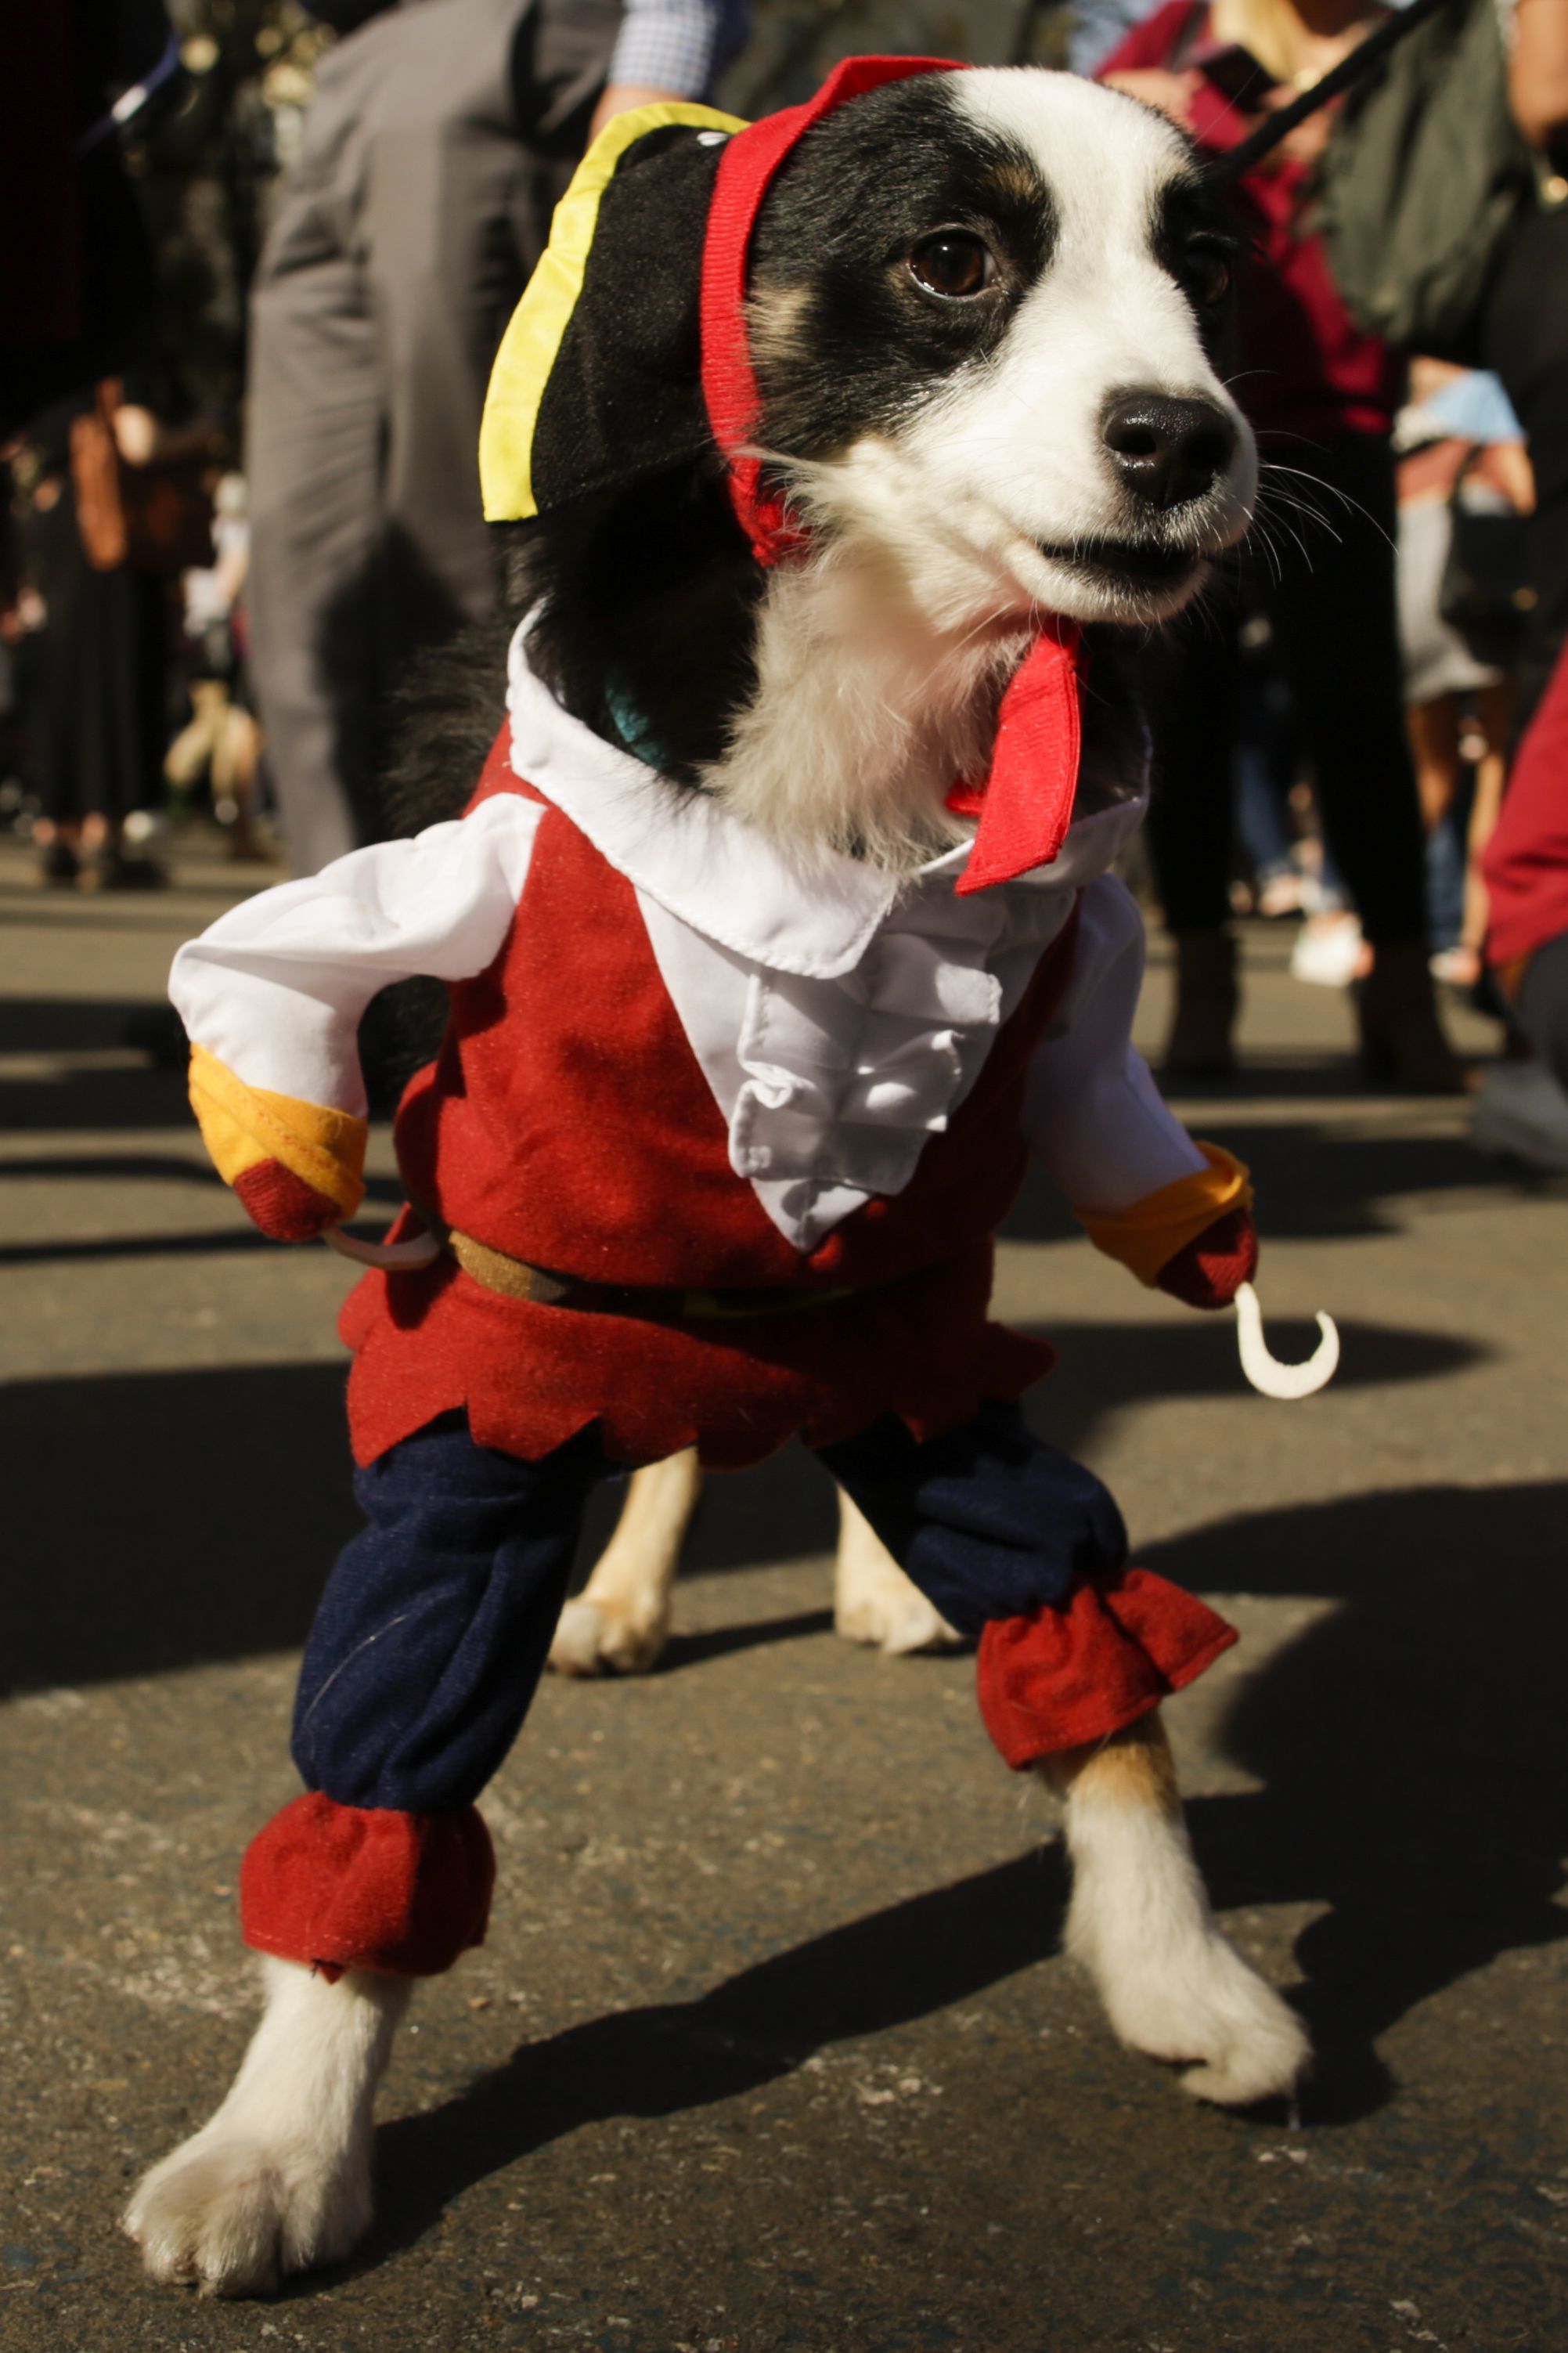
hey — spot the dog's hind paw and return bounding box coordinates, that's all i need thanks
[549,1596,669,1677]
[833,1562,962,1657]
[835,1583,963,1655]
[124,2127,371,2297]
[833,1492,963,1657]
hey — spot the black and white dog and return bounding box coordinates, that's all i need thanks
[518,72,1247,866]
[128,66,1304,2297]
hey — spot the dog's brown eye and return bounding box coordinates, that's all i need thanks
[1184,243,1234,305]
[908,233,993,299]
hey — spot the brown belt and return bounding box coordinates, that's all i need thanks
[406,1198,877,1326]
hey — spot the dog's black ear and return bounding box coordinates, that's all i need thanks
[480,109,742,524]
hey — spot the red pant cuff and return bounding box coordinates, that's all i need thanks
[975,1568,1238,1767]
[240,1792,495,1978]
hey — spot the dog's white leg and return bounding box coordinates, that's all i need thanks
[549,1448,701,1676]
[832,1487,963,1656]
[124,1954,410,2296]
[1044,1711,1308,2106]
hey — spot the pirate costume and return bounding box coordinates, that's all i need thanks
[171,60,1257,1983]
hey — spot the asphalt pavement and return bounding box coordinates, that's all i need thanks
[2,831,1565,2353]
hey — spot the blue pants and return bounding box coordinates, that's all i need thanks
[292,1404,1129,1815]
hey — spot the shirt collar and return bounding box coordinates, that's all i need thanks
[506,623,1145,980]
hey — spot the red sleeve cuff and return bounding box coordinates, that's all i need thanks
[234,1159,342,1242]
[1156,1205,1258,1309]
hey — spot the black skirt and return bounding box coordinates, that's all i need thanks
[30,478,169,825]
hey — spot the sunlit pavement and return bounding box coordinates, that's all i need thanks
[2,831,1565,2352]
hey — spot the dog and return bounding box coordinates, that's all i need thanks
[129,63,1307,2297]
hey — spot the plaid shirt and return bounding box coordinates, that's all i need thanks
[608,0,749,96]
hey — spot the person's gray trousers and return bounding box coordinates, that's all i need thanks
[245,0,621,874]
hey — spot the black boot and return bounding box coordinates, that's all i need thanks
[1162,930,1238,1079]
[1355,942,1470,1093]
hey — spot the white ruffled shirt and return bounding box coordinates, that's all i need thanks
[171,626,1206,1254]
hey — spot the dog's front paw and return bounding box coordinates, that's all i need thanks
[549,1596,670,1677]
[124,2122,372,2297]
[1081,1921,1309,2108]
[1166,1947,1310,2106]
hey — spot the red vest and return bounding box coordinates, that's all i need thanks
[341,737,1079,1470]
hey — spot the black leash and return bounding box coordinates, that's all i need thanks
[1206,0,1462,183]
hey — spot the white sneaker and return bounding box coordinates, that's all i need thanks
[1470,1060,1568,1173]
[1256,872,1307,919]
[1290,914,1364,990]
[1429,944,1481,989]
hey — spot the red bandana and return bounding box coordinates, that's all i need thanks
[697,54,1087,893]
[945,619,1084,896]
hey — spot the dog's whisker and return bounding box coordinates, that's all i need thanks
[1258,462,1394,552]
[1247,521,1284,588]
[1256,497,1343,551]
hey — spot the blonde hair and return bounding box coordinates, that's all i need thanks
[1209,0,1307,84]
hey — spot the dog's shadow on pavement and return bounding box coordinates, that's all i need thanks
[366,1843,1075,2271]
[359,1476,1567,2267]
[1165,1478,1568,2124]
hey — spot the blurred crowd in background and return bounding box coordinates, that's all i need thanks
[3,0,1568,1166]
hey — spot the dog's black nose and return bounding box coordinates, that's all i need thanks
[1101,392,1236,511]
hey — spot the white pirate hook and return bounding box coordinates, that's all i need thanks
[1234,1281,1339,1401]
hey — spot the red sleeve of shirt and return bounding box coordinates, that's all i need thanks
[1097,2,1253,153]
[1484,644,1568,969]
[1184,79,1251,153]
[1096,0,1205,78]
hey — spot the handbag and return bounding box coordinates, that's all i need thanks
[1312,0,1537,362]
[69,381,217,576]
[1437,448,1534,670]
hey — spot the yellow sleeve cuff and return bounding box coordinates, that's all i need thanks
[1073,1142,1253,1287]
[189,1045,368,1222]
